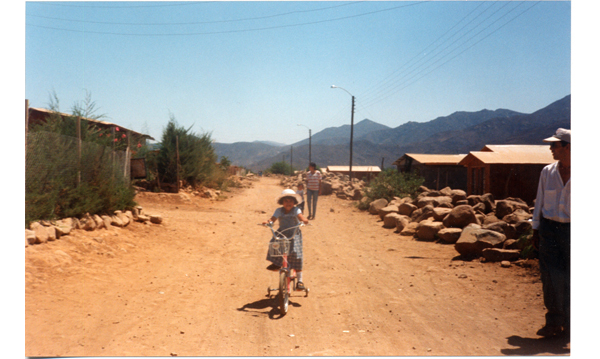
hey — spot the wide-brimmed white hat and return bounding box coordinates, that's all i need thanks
[276,189,301,205]
[544,128,571,143]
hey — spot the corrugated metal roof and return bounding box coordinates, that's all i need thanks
[401,153,467,165]
[327,166,381,173]
[28,107,155,140]
[459,145,554,165]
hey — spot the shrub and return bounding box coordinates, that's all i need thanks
[267,161,293,175]
[156,116,217,187]
[26,94,136,227]
[363,169,424,203]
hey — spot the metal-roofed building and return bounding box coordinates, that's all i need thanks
[326,165,381,182]
[458,145,554,204]
[27,107,155,142]
[393,153,468,191]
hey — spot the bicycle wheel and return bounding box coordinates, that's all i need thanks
[278,270,289,315]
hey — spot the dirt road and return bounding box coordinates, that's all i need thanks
[25,177,570,356]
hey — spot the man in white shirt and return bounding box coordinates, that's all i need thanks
[532,128,570,338]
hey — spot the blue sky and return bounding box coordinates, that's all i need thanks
[24,1,570,145]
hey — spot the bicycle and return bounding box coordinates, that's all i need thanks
[261,221,309,315]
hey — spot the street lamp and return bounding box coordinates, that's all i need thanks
[331,85,355,181]
[297,124,312,166]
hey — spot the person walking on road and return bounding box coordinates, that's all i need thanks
[532,128,571,338]
[306,162,322,220]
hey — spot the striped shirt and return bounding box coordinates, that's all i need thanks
[306,170,322,191]
[532,161,570,229]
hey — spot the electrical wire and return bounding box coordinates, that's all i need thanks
[359,1,539,110]
[28,1,366,26]
[26,1,427,37]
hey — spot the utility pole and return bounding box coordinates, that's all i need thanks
[349,95,355,181]
[290,145,293,175]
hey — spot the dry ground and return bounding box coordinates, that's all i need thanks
[25,176,570,357]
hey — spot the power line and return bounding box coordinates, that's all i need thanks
[26,1,428,37]
[358,1,489,101]
[359,1,540,110]
[28,1,366,26]
[359,1,507,106]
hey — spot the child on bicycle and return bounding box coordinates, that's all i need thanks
[263,189,309,291]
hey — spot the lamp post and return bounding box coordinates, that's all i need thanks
[331,85,355,181]
[297,124,312,166]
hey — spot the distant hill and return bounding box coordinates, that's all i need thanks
[293,119,391,146]
[212,141,286,168]
[359,109,522,146]
[214,95,571,171]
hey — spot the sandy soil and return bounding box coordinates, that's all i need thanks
[25,176,570,357]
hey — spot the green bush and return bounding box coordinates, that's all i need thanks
[267,161,293,175]
[156,116,217,187]
[25,94,136,227]
[362,169,424,205]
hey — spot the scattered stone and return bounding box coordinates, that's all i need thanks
[150,215,163,224]
[25,229,37,246]
[501,261,512,268]
[481,248,521,262]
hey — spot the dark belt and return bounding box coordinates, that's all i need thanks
[542,216,570,228]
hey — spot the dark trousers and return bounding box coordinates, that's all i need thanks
[307,189,319,217]
[538,217,570,330]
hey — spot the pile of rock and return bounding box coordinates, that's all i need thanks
[367,185,534,262]
[25,206,163,247]
[281,170,366,200]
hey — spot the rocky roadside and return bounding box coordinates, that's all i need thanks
[25,206,163,247]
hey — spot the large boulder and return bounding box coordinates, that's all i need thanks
[502,209,532,224]
[455,224,507,257]
[395,215,411,233]
[415,220,445,241]
[412,204,435,223]
[481,248,521,262]
[495,199,530,219]
[432,207,452,221]
[443,205,479,228]
[383,213,404,229]
[416,196,453,209]
[400,222,418,236]
[437,228,463,244]
[379,205,400,220]
[369,199,389,215]
[398,202,417,216]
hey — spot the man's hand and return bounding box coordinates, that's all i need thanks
[532,230,540,250]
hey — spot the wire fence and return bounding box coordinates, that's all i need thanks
[25,131,133,225]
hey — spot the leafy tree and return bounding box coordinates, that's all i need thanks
[156,116,217,187]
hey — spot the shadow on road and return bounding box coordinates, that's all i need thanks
[500,335,570,355]
[237,297,301,320]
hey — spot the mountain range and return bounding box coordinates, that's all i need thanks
[215,95,571,171]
